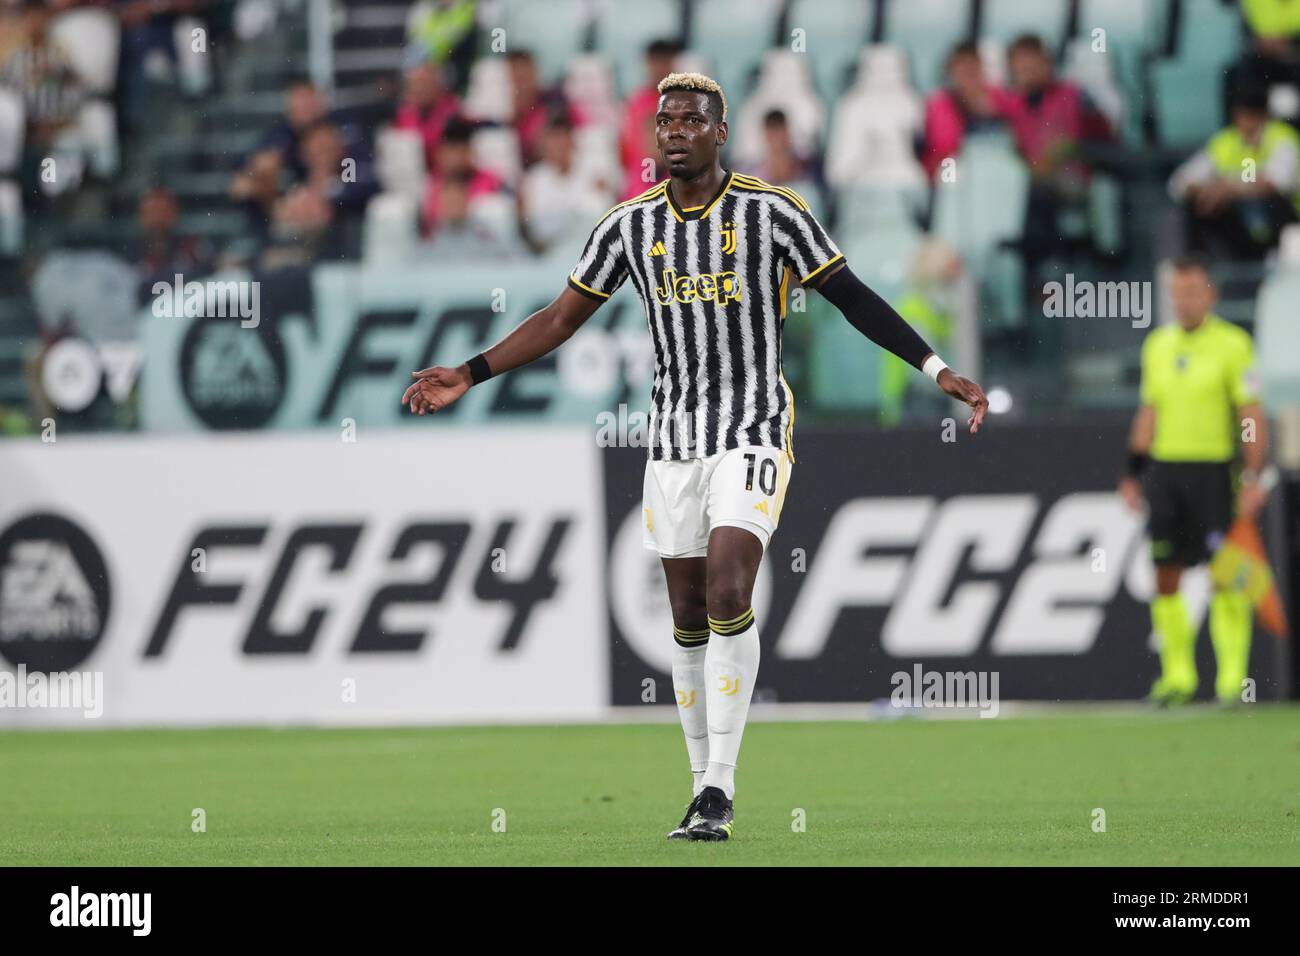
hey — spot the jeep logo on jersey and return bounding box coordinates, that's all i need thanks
[0,513,110,672]
[654,269,743,306]
[179,316,287,429]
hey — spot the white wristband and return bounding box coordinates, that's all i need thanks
[922,354,948,382]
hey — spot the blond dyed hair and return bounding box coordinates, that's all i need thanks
[656,71,728,123]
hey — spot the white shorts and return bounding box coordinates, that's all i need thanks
[641,444,794,559]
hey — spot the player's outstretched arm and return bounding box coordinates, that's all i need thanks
[402,286,603,415]
[812,262,988,433]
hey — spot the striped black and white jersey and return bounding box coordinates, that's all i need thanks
[568,171,842,462]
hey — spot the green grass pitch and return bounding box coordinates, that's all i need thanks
[1,707,1296,865]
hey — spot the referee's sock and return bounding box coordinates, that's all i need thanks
[1210,590,1252,703]
[1151,593,1197,693]
[671,625,711,796]
[702,607,760,801]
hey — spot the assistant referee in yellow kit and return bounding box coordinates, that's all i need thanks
[1118,255,1271,705]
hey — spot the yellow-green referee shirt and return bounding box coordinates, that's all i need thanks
[1140,314,1260,463]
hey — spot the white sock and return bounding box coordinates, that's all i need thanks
[671,634,710,796]
[702,608,760,800]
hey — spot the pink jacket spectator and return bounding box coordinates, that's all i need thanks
[921,85,1019,180]
[1001,81,1113,173]
[394,93,463,172]
[618,87,661,199]
[422,169,504,236]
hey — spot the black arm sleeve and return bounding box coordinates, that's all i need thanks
[816,264,935,371]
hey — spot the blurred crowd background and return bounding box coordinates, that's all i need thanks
[1,0,1299,436]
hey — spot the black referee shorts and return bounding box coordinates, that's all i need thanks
[1145,460,1234,567]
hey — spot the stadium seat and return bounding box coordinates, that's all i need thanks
[979,38,1008,87]
[837,185,923,240]
[1278,223,1300,269]
[825,107,925,195]
[1172,0,1243,69]
[463,56,513,123]
[931,135,1029,326]
[1255,272,1300,407]
[592,0,683,95]
[173,16,212,95]
[808,227,920,411]
[690,0,782,103]
[363,192,419,264]
[809,305,886,410]
[564,55,621,131]
[0,89,23,174]
[1151,59,1226,148]
[0,180,21,256]
[826,46,925,192]
[730,49,825,170]
[48,8,120,95]
[77,99,119,178]
[785,0,876,99]
[1150,0,1243,147]
[981,0,1071,53]
[471,127,523,188]
[931,135,1028,260]
[571,124,621,190]
[503,0,591,86]
[1062,38,1125,129]
[881,0,971,94]
[843,225,922,289]
[1076,0,1166,144]
[374,127,427,198]
[1077,0,1166,58]
[1089,172,1125,256]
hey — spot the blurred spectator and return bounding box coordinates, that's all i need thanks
[258,184,339,271]
[244,80,366,180]
[748,109,820,186]
[229,146,284,244]
[1002,34,1113,262]
[0,3,85,156]
[519,114,613,253]
[618,39,680,199]
[393,61,461,171]
[405,0,477,90]
[506,49,580,168]
[299,121,377,218]
[1169,86,1300,259]
[921,42,1015,181]
[882,240,960,425]
[421,115,502,235]
[114,0,209,131]
[131,186,213,302]
[423,171,518,260]
[1232,0,1300,108]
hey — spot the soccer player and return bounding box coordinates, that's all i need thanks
[403,73,988,841]
[1118,255,1271,705]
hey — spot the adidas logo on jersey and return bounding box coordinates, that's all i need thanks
[648,241,667,257]
[753,500,770,516]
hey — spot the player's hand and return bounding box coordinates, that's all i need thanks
[1118,476,1145,513]
[936,368,988,434]
[402,365,471,415]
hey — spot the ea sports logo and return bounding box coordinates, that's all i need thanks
[179,317,286,430]
[0,514,110,672]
